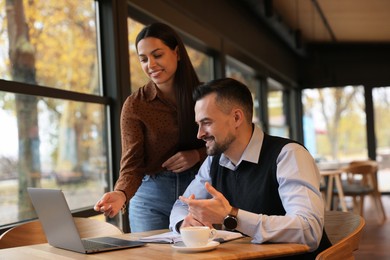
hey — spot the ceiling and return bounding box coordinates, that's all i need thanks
[241,0,390,48]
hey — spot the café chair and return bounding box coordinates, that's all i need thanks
[316,210,365,260]
[0,217,123,249]
[320,169,348,212]
[336,160,386,222]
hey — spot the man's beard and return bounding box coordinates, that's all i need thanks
[206,133,235,156]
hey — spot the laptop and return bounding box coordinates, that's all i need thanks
[27,187,145,253]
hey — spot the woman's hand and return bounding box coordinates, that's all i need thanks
[94,191,126,218]
[162,149,200,173]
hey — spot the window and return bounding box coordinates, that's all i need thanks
[128,18,148,93]
[0,0,100,95]
[226,56,260,125]
[185,45,214,83]
[302,86,367,164]
[373,87,390,192]
[0,0,109,227]
[267,78,289,138]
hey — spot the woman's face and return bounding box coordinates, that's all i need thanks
[137,37,179,88]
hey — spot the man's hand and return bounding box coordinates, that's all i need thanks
[162,150,200,173]
[181,213,211,228]
[179,182,231,226]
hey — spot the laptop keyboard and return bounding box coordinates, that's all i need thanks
[82,237,144,251]
[82,239,115,250]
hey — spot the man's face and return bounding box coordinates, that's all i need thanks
[195,93,236,156]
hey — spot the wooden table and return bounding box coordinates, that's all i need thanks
[0,229,310,259]
[320,169,348,212]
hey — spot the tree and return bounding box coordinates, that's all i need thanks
[4,0,99,221]
[317,87,359,160]
[6,0,41,219]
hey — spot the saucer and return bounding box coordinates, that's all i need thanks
[171,241,220,252]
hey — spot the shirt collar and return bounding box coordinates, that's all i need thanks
[144,81,159,102]
[144,81,177,110]
[220,124,264,170]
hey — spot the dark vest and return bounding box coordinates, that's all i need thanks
[210,133,331,259]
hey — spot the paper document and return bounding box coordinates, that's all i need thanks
[139,230,244,244]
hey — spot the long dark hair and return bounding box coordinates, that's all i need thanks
[136,22,202,150]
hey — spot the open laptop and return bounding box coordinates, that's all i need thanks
[27,187,145,253]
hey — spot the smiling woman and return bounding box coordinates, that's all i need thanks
[94,22,207,233]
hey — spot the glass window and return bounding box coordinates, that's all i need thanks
[267,78,289,138]
[0,1,100,95]
[0,93,108,225]
[226,56,260,125]
[302,86,367,165]
[0,0,109,228]
[128,18,148,93]
[185,45,213,83]
[373,87,390,192]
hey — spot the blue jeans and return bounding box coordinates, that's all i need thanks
[129,168,197,232]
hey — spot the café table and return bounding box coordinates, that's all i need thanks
[0,229,310,259]
[320,169,348,212]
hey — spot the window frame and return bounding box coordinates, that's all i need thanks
[0,0,129,234]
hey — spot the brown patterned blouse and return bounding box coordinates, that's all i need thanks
[114,81,206,203]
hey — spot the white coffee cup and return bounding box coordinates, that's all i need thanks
[180,226,217,247]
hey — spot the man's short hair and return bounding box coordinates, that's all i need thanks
[193,78,253,123]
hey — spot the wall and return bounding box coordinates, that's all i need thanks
[301,44,390,88]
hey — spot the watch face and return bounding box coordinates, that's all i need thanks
[224,216,237,230]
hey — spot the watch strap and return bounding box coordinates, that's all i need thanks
[229,207,239,218]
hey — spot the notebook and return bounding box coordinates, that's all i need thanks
[27,187,145,254]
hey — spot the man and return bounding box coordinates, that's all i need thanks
[169,78,331,258]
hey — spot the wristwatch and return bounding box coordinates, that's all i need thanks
[223,207,238,230]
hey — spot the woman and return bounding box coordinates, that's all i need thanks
[94,22,206,232]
